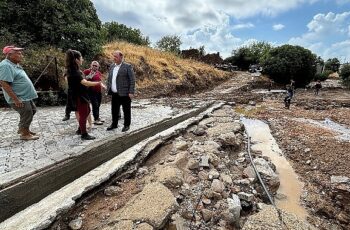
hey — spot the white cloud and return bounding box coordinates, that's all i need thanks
[289,11,350,61]
[182,15,242,58]
[273,24,285,31]
[232,23,255,30]
[91,0,327,59]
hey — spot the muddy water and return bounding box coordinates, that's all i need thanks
[241,118,308,219]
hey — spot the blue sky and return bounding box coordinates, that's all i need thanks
[91,0,350,62]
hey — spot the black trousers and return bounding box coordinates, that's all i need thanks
[111,93,131,127]
[65,90,75,116]
[89,91,102,120]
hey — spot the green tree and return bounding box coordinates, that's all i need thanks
[325,58,340,72]
[198,45,206,56]
[262,45,317,86]
[226,47,252,70]
[225,41,272,70]
[156,35,182,54]
[0,0,103,59]
[102,21,150,46]
[340,64,350,87]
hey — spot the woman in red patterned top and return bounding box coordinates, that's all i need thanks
[83,61,104,125]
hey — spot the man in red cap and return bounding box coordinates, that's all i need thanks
[0,45,39,140]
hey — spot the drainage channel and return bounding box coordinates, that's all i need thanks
[241,117,308,219]
[0,103,213,223]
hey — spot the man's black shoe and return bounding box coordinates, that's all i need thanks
[81,133,96,140]
[122,126,130,132]
[107,124,118,131]
[62,116,70,121]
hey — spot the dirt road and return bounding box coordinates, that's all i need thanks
[50,72,350,230]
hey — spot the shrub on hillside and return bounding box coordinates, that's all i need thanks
[21,46,66,91]
[340,64,350,87]
[314,70,333,81]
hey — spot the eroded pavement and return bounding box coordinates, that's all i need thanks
[0,98,207,187]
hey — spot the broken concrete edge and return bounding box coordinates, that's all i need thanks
[0,116,175,189]
[0,102,225,230]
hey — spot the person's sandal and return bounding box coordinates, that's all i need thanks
[20,134,39,140]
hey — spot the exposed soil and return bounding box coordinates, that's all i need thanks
[49,72,350,230]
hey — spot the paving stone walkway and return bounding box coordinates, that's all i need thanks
[0,99,194,187]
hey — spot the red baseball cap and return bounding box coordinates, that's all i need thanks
[3,46,24,55]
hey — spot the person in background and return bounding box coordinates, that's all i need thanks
[106,50,135,132]
[314,80,322,95]
[62,74,74,121]
[0,45,39,140]
[83,61,103,125]
[65,49,105,140]
[284,84,294,109]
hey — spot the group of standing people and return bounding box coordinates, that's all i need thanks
[0,45,135,141]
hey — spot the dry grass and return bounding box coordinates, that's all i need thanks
[100,41,234,97]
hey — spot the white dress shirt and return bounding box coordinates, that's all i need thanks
[111,63,121,93]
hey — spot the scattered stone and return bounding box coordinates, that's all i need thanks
[227,194,241,225]
[193,126,206,136]
[236,157,245,163]
[220,174,233,185]
[166,156,175,162]
[238,192,254,202]
[211,179,225,193]
[253,158,280,193]
[331,176,350,184]
[201,209,214,222]
[109,182,178,229]
[187,159,200,170]
[306,160,311,165]
[304,148,311,153]
[135,223,154,230]
[69,217,83,230]
[104,186,123,196]
[186,175,198,184]
[207,152,220,167]
[180,210,193,220]
[199,155,210,168]
[155,166,184,188]
[248,101,256,106]
[198,171,209,180]
[242,204,312,230]
[173,140,188,151]
[202,198,211,205]
[138,167,149,175]
[208,169,220,180]
[234,179,251,185]
[217,132,239,148]
[243,165,256,180]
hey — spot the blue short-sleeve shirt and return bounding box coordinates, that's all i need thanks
[0,59,38,104]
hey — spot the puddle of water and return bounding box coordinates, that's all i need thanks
[293,117,350,141]
[241,118,308,219]
[252,89,286,94]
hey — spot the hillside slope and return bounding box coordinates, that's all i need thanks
[99,42,234,98]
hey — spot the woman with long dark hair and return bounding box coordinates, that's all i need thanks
[65,49,105,140]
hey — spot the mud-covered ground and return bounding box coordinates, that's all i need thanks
[250,88,350,229]
[49,73,350,229]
